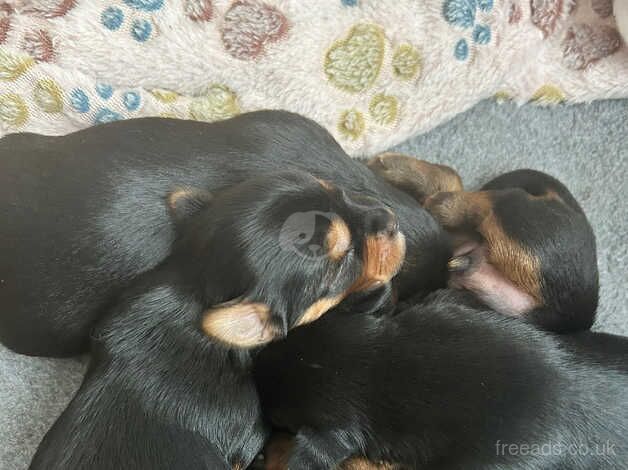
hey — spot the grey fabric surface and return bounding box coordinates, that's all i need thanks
[1,99,626,470]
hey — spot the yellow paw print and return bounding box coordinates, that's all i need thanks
[326,24,422,142]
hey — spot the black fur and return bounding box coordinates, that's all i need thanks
[30,170,403,469]
[254,290,628,469]
[0,111,449,357]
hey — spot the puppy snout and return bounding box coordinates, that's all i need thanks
[366,207,399,238]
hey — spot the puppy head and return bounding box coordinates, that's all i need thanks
[167,170,406,348]
[426,169,598,332]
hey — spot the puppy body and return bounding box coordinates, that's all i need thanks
[254,290,628,469]
[0,111,448,357]
[30,170,405,469]
[30,268,257,470]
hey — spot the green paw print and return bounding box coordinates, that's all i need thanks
[369,94,398,126]
[0,51,34,81]
[325,24,385,93]
[189,84,240,122]
[0,93,29,127]
[338,109,365,140]
[326,24,421,141]
[33,79,64,113]
[392,44,422,80]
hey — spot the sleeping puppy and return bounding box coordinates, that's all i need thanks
[0,111,448,357]
[30,170,406,470]
[368,153,598,332]
[254,290,628,470]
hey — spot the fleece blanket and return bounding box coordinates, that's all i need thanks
[0,0,626,155]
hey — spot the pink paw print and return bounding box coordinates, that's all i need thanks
[221,0,290,60]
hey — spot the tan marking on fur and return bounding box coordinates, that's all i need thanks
[263,433,295,470]
[368,152,463,204]
[341,458,400,470]
[426,191,543,303]
[531,188,563,204]
[201,301,279,348]
[295,294,346,327]
[167,188,191,210]
[349,232,406,293]
[166,186,212,216]
[326,217,352,261]
[480,212,543,303]
[317,178,335,191]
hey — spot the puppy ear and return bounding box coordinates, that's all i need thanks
[166,187,213,221]
[201,300,280,348]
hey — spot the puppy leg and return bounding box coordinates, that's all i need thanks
[423,191,491,232]
[367,153,463,204]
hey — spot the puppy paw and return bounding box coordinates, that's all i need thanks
[367,152,462,204]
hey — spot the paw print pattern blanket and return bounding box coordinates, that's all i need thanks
[0,0,626,155]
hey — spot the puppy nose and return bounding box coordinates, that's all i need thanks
[365,207,399,237]
[341,191,400,237]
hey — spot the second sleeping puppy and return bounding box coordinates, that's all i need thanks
[255,290,628,470]
[30,170,405,469]
[369,154,598,332]
[0,111,447,357]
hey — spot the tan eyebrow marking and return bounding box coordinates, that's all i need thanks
[326,217,352,261]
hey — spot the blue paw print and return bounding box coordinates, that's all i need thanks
[100,4,157,42]
[341,0,359,6]
[454,39,469,60]
[478,0,493,12]
[442,0,493,61]
[131,19,152,42]
[443,0,476,28]
[123,91,141,111]
[123,0,164,11]
[70,89,90,113]
[96,83,114,100]
[101,6,124,31]
[473,24,491,45]
[94,108,123,125]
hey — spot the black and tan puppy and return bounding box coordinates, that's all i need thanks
[30,169,406,470]
[368,153,598,332]
[254,290,628,470]
[0,111,449,357]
